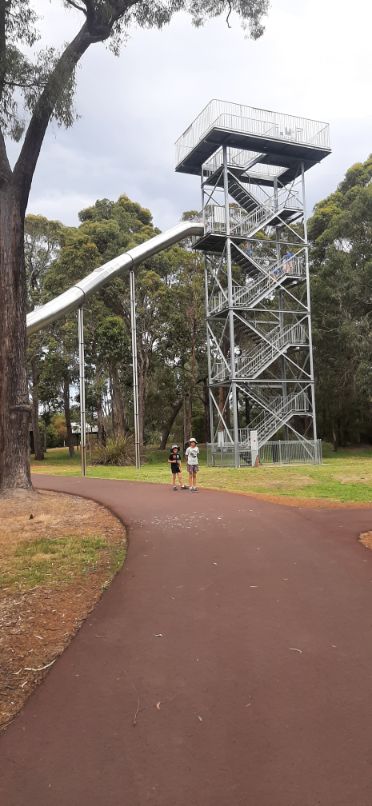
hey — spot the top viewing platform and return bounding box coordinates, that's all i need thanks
[175,100,331,176]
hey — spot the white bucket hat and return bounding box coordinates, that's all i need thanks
[189,437,197,443]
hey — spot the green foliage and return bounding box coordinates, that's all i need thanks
[25,193,210,450]
[309,154,372,448]
[91,435,136,466]
[1,0,268,143]
[0,2,77,138]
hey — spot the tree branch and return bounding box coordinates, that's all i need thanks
[0,0,7,100]
[0,126,11,187]
[226,1,232,28]
[65,0,87,13]
[13,21,94,210]
[13,1,137,212]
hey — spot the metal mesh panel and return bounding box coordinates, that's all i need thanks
[207,440,322,467]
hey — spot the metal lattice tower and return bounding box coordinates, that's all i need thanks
[175,101,331,467]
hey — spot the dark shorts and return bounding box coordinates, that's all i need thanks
[187,464,199,474]
[171,464,180,474]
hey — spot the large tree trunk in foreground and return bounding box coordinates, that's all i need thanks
[0,187,32,492]
[0,16,116,493]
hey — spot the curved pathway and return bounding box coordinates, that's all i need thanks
[2,476,372,806]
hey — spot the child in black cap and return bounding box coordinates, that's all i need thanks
[168,444,185,490]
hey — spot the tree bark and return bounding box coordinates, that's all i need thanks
[0,186,32,492]
[202,378,210,442]
[183,393,192,445]
[0,7,136,492]
[111,367,127,438]
[159,399,183,450]
[97,393,106,445]
[218,386,230,430]
[137,350,150,447]
[63,373,75,457]
[30,356,44,460]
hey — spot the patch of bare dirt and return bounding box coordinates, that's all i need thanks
[0,490,126,732]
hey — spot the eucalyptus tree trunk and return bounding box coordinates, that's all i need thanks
[30,356,44,461]
[137,349,150,448]
[97,394,106,445]
[183,393,192,446]
[63,373,75,457]
[0,14,105,493]
[159,399,183,450]
[0,187,32,492]
[202,378,210,442]
[111,368,127,437]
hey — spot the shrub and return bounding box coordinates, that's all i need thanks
[90,435,136,466]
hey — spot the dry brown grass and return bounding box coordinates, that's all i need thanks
[360,531,372,550]
[0,490,126,732]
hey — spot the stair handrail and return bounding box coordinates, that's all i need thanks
[241,389,310,445]
[236,320,306,377]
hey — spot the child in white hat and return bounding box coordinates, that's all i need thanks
[185,438,199,492]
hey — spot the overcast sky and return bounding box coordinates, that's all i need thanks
[16,0,372,230]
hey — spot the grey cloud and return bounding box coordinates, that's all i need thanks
[23,1,372,229]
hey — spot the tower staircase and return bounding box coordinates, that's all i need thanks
[206,174,310,450]
[176,102,331,464]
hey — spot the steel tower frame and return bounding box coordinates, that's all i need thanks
[175,101,331,467]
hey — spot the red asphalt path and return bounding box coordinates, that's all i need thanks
[2,476,372,805]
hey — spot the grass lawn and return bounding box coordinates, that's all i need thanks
[31,444,372,505]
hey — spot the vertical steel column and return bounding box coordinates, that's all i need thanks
[301,161,318,444]
[78,307,87,477]
[274,178,288,436]
[223,146,240,468]
[130,270,141,469]
[204,261,214,444]
[201,172,215,446]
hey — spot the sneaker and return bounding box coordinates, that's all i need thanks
[173,486,178,491]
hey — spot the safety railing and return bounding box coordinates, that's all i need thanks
[211,319,281,381]
[211,320,307,382]
[202,146,286,183]
[176,100,330,167]
[207,439,322,467]
[209,254,305,314]
[241,390,310,445]
[236,321,307,378]
[204,191,301,239]
[258,439,322,465]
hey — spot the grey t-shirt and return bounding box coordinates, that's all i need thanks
[186,446,199,465]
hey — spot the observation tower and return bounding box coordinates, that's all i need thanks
[175,101,331,467]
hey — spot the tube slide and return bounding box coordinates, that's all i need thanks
[27,220,204,335]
